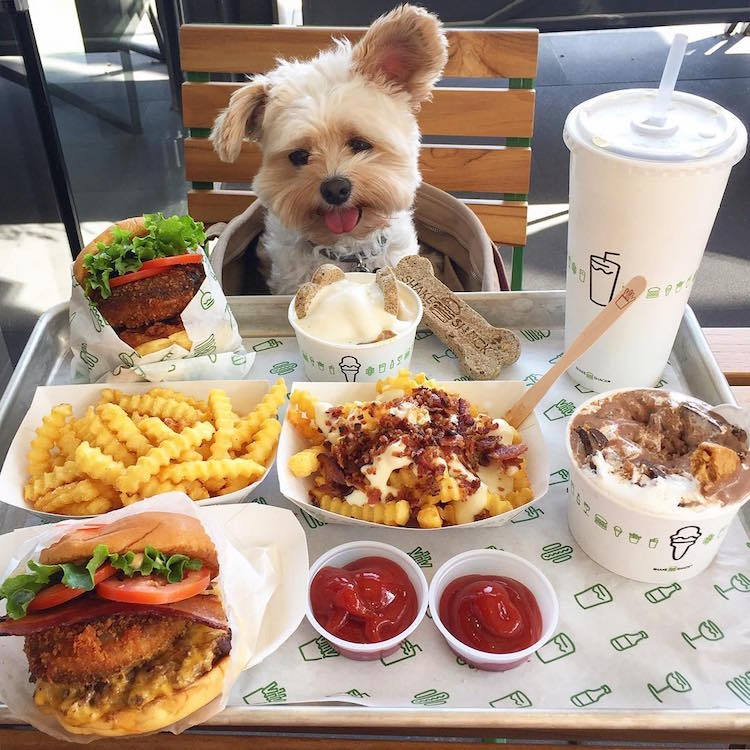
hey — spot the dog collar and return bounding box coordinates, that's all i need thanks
[314,232,388,272]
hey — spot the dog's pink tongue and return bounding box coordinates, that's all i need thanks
[324,207,359,234]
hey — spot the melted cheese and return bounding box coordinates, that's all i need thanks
[361,439,412,498]
[489,418,516,445]
[34,623,225,726]
[345,488,369,507]
[447,458,490,524]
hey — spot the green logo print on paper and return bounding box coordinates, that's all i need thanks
[645,582,681,603]
[432,348,457,363]
[726,671,750,705]
[536,632,575,663]
[456,656,477,670]
[519,329,551,342]
[415,329,432,340]
[541,542,573,564]
[79,343,98,370]
[611,631,648,651]
[714,573,750,599]
[191,333,217,361]
[489,691,532,708]
[299,635,340,661]
[523,373,541,386]
[380,639,422,666]
[412,689,449,706]
[571,685,611,707]
[270,360,297,376]
[682,620,724,649]
[549,468,570,485]
[574,383,594,394]
[253,338,282,352]
[574,584,613,609]
[511,506,544,523]
[345,688,371,699]
[548,352,563,364]
[543,399,575,421]
[648,671,692,703]
[199,290,215,310]
[408,546,433,568]
[250,496,267,504]
[243,680,287,704]
[299,509,326,529]
[88,302,106,332]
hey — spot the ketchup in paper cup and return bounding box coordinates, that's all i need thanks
[429,549,558,671]
[306,541,428,661]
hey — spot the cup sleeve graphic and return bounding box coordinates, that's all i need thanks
[339,355,362,382]
[589,251,621,306]
[670,525,702,561]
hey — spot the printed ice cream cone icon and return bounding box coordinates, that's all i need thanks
[670,525,702,561]
[339,355,361,382]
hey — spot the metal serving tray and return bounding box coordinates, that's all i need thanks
[0,292,746,741]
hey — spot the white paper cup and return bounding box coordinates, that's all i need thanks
[566,388,750,582]
[429,549,558,671]
[563,90,747,392]
[305,541,428,661]
[288,272,422,382]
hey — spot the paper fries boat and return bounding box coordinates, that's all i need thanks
[277,380,550,530]
[0,381,279,519]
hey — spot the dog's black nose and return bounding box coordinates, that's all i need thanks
[320,176,352,206]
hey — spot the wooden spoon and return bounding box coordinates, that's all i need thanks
[505,275,647,428]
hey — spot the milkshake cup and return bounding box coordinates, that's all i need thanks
[567,389,750,582]
[563,40,747,391]
[289,272,422,382]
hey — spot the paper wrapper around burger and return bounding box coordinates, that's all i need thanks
[394,256,520,379]
[69,253,254,383]
[0,495,282,742]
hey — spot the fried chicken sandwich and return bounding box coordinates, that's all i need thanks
[73,214,207,354]
[0,512,230,736]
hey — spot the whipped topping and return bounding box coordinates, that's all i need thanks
[294,277,415,345]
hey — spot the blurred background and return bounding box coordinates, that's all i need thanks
[0,0,748,391]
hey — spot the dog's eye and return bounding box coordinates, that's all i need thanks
[288,149,310,166]
[348,138,372,153]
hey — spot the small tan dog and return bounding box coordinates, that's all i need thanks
[210,5,447,294]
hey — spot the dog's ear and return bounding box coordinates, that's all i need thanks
[210,76,269,163]
[352,5,447,109]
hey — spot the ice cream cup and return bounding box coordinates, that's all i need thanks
[288,272,422,382]
[566,388,750,583]
[429,549,558,671]
[305,541,428,661]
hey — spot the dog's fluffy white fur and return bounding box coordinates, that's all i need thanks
[210,5,447,294]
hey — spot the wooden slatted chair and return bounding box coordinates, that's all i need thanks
[179,24,538,289]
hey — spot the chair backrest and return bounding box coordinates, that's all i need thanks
[180,24,538,251]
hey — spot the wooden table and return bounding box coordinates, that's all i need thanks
[2,328,747,750]
[703,327,750,407]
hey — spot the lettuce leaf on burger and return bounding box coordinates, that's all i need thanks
[74,214,207,354]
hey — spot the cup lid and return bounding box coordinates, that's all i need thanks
[565,89,747,164]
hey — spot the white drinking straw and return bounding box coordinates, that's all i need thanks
[646,33,689,127]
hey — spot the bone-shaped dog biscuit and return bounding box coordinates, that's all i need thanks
[294,265,345,318]
[394,255,520,379]
[375,267,400,316]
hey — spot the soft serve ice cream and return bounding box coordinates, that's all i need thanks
[288,265,422,382]
[295,275,415,345]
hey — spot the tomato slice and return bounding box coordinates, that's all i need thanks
[27,564,117,612]
[96,568,210,605]
[109,253,203,289]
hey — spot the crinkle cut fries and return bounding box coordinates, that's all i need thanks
[24,381,287,514]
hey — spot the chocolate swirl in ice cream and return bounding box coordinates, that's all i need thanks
[571,389,750,510]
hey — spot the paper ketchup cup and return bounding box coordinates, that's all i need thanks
[288,272,422,382]
[429,549,558,671]
[566,388,750,583]
[305,541,428,661]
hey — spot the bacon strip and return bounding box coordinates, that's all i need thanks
[0,593,227,636]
